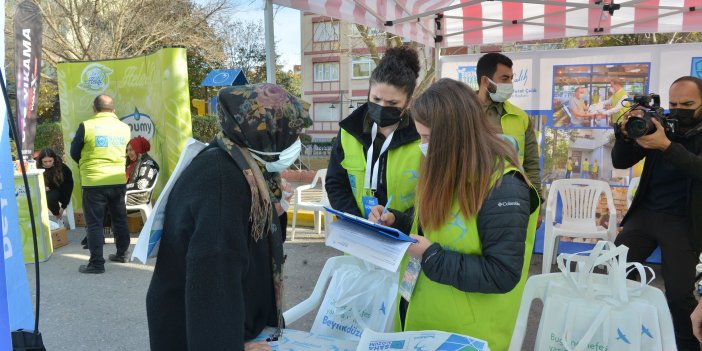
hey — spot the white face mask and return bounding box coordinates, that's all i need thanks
[418,143,428,156]
[487,77,513,102]
[249,139,302,173]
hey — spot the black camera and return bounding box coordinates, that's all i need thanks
[616,94,678,139]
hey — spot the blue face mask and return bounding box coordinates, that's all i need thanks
[418,142,428,156]
[249,139,302,173]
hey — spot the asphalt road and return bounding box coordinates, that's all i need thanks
[23,226,668,350]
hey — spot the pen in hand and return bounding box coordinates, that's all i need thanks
[376,195,393,225]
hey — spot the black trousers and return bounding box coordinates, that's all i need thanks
[45,189,62,217]
[615,207,699,351]
[82,187,130,267]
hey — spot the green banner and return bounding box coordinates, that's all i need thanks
[14,172,52,263]
[57,47,192,211]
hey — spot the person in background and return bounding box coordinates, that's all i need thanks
[36,148,74,220]
[70,95,131,273]
[125,136,160,206]
[591,159,599,179]
[326,46,422,229]
[568,86,594,126]
[371,79,539,350]
[565,157,573,179]
[146,83,311,350]
[581,157,590,179]
[615,76,702,350]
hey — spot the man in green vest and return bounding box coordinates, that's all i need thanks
[476,53,542,212]
[600,78,630,125]
[581,157,590,178]
[70,95,131,274]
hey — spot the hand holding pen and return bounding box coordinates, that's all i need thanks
[369,195,395,226]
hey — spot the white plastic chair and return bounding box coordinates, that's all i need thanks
[627,177,640,208]
[542,179,617,274]
[508,273,676,351]
[283,255,365,325]
[291,169,329,241]
[125,173,159,223]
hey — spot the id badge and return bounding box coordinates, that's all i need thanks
[400,256,422,301]
[361,195,379,219]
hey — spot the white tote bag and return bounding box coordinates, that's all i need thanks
[310,262,398,340]
[131,138,207,263]
[535,241,663,351]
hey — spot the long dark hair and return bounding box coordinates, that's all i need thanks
[36,148,64,187]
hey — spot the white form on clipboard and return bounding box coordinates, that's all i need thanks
[324,207,417,272]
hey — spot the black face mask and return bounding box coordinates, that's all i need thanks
[367,102,403,127]
[669,108,702,128]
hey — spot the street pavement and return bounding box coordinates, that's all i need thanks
[24,226,665,351]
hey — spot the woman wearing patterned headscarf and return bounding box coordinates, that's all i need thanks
[146,83,311,351]
[125,136,159,206]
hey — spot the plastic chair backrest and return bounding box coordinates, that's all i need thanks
[283,256,364,325]
[627,177,640,209]
[548,179,612,231]
[310,168,327,189]
[509,273,676,351]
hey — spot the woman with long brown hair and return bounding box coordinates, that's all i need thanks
[372,78,538,350]
[36,148,74,220]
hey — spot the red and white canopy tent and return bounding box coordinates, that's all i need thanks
[263,0,702,81]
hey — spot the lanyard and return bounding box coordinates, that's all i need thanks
[364,123,395,192]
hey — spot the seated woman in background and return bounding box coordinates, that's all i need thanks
[125,136,159,206]
[371,79,539,350]
[36,148,74,220]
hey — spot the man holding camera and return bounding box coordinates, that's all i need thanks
[613,76,702,350]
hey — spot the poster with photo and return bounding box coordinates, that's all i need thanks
[550,62,650,128]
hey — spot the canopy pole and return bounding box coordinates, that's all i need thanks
[434,44,441,81]
[264,0,276,84]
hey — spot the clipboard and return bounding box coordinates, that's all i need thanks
[324,207,417,243]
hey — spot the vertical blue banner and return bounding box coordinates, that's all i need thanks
[1,0,35,340]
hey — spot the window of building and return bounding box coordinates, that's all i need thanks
[352,58,376,79]
[314,62,339,82]
[313,22,340,42]
[349,24,382,37]
[313,103,341,121]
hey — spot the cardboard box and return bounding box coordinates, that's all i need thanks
[127,212,144,233]
[51,227,69,249]
[74,211,86,227]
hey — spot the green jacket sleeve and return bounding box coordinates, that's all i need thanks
[522,118,542,198]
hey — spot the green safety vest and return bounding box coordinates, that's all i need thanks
[611,88,629,123]
[583,161,590,172]
[593,162,599,172]
[339,129,421,214]
[397,165,538,351]
[500,101,529,165]
[79,112,131,187]
[566,159,573,171]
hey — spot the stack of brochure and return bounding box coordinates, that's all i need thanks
[324,207,416,272]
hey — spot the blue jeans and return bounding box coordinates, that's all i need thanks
[82,186,130,267]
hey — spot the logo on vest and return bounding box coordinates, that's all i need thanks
[95,135,126,148]
[497,201,521,207]
[120,108,155,141]
[78,63,113,94]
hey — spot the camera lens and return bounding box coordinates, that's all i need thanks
[625,117,650,138]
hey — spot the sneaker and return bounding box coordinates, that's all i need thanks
[108,253,128,263]
[78,264,105,274]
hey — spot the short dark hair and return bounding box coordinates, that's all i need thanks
[93,95,114,112]
[369,46,421,99]
[672,76,702,99]
[476,53,513,88]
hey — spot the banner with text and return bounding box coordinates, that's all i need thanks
[12,0,42,159]
[58,47,192,211]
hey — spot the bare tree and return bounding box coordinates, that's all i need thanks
[212,18,267,74]
[34,0,232,67]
